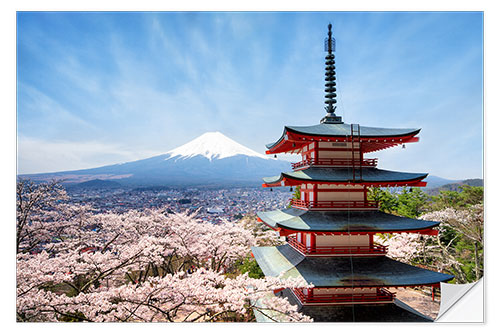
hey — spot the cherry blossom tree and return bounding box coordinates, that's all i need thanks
[16,178,68,254]
[16,181,312,322]
[375,204,484,283]
[421,204,483,282]
[17,260,311,322]
[375,233,428,264]
[237,214,284,247]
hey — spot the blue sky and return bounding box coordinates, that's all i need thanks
[17,12,483,180]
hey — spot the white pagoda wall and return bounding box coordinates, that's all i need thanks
[316,234,370,247]
[316,142,360,160]
[317,191,364,201]
[316,184,365,201]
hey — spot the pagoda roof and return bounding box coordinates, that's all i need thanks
[262,167,428,187]
[266,123,420,154]
[251,244,454,288]
[266,289,433,322]
[280,123,420,142]
[257,208,440,233]
[254,290,433,322]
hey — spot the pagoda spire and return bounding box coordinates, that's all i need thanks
[321,23,343,124]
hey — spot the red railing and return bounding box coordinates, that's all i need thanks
[288,235,387,256]
[290,199,378,210]
[291,158,378,170]
[293,288,395,305]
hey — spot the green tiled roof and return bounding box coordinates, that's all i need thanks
[266,123,420,149]
[257,208,439,232]
[262,167,428,184]
[251,244,454,288]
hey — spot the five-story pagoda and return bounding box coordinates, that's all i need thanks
[251,24,453,322]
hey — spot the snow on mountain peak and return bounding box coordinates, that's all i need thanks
[166,131,270,161]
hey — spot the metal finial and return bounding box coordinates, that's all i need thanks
[321,23,342,124]
[325,23,335,53]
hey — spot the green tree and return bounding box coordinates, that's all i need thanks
[431,185,483,210]
[396,187,429,218]
[368,187,398,213]
[431,190,461,210]
[236,255,264,279]
[457,185,483,206]
[286,186,301,208]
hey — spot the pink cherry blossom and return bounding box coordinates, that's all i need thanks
[16,180,312,322]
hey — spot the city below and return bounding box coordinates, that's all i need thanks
[67,186,292,224]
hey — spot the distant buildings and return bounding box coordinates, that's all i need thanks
[66,187,290,223]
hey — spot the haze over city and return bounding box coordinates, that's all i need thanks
[17,12,483,180]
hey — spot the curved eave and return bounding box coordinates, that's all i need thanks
[286,125,421,138]
[265,127,288,150]
[262,168,428,188]
[266,126,421,155]
[251,244,454,288]
[256,209,440,234]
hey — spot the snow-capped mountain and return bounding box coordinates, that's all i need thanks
[22,132,290,187]
[166,131,270,161]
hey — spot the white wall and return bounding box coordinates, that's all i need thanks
[317,150,360,159]
[317,141,360,159]
[316,234,370,247]
[317,191,364,201]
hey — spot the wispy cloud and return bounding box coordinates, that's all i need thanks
[17,84,98,137]
[17,136,163,174]
[17,12,483,179]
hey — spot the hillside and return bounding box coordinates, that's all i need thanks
[425,178,483,196]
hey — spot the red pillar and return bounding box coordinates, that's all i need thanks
[314,141,319,162]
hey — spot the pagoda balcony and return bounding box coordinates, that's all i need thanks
[291,158,378,170]
[292,288,395,305]
[290,199,379,211]
[287,234,388,257]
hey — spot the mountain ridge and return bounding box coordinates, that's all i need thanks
[424,178,484,195]
[21,132,290,187]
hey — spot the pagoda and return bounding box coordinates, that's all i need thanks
[251,24,454,322]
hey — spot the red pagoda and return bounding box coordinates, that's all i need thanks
[251,24,453,322]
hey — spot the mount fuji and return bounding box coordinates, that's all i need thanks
[22,132,291,187]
